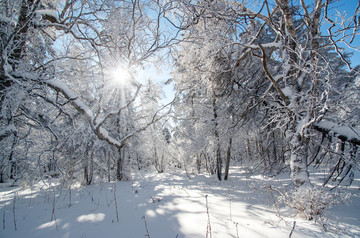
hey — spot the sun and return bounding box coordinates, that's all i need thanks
[110,67,131,86]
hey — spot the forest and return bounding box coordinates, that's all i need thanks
[0,0,360,237]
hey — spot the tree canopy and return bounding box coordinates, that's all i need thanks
[0,0,359,196]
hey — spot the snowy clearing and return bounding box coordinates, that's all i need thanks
[0,168,359,238]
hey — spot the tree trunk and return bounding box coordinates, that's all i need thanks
[89,151,94,184]
[196,155,201,174]
[116,148,123,181]
[211,87,222,181]
[204,153,214,175]
[272,132,278,165]
[323,139,345,185]
[154,147,164,173]
[84,161,88,185]
[0,170,4,183]
[224,137,232,180]
[289,133,310,188]
[209,156,215,175]
[246,138,252,162]
[84,151,94,185]
[10,0,38,62]
[216,147,222,181]
[8,135,17,180]
[107,157,111,182]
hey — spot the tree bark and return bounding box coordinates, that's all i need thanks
[216,147,222,181]
[289,132,310,187]
[84,163,90,185]
[212,88,222,181]
[84,151,94,185]
[246,137,252,162]
[224,137,232,180]
[89,151,94,184]
[196,155,201,174]
[116,148,123,181]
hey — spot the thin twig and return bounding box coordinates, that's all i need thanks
[142,216,151,238]
[289,221,296,238]
[13,194,17,231]
[205,195,212,238]
[235,222,239,238]
[228,189,232,221]
[3,208,5,230]
[68,185,72,207]
[113,184,119,222]
[50,188,58,231]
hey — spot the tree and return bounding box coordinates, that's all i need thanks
[172,0,359,188]
[0,0,180,183]
[172,17,242,179]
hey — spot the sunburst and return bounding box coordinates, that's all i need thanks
[110,67,131,86]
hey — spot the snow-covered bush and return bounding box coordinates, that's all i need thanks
[287,185,350,221]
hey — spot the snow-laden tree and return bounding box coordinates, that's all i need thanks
[172,18,244,179]
[137,80,173,173]
[310,68,360,188]
[173,0,359,189]
[0,0,180,183]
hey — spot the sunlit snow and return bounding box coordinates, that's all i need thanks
[0,168,359,238]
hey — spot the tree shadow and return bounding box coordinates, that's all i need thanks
[0,168,359,237]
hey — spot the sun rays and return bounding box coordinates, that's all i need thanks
[110,66,132,87]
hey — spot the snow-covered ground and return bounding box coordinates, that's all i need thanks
[0,168,359,238]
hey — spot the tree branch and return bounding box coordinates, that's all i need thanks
[257,45,289,106]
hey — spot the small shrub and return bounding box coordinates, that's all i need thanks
[288,185,350,221]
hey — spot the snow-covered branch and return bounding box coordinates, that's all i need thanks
[94,84,141,129]
[46,79,138,150]
[46,79,94,121]
[314,120,360,146]
[0,124,17,141]
[256,45,289,106]
[46,78,173,153]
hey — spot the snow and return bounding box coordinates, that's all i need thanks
[35,10,59,21]
[282,86,293,97]
[355,76,360,87]
[315,121,360,142]
[0,14,16,26]
[261,42,282,48]
[98,127,122,147]
[46,80,78,102]
[0,168,359,238]
[0,124,17,138]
